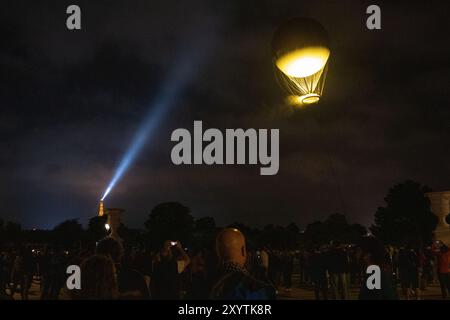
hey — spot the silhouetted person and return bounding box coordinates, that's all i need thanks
[421,247,434,289]
[74,255,118,300]
[151,240,190,299]
[282,251,293,291]
[268,250,282,287]
[310,249,328,300]
[398,246,420,300]
[118,266,150,299]
[97,237,150,299]
[9,248,34,300]
[185,249,211,299]
[328,245,350,299]
[0,251,6,296]
[301,250,312,285]
[40,248,67,300]
[210,228,275,300]
[260,248,269,279]
[435,244,450,299]
[0,250,14,298]
[10,250,23,298]
[21,247,34,300]
[358,238,398,300]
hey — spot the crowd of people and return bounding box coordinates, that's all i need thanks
[290,241,450,300]
[1,229,449,300]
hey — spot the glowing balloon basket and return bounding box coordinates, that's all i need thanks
[272,18,330,106]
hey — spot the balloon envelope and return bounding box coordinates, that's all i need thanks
[276,47,330,78]
[272,18,330,105]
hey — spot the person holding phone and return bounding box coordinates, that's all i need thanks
[150,240,190,299]
[434,243,450,299]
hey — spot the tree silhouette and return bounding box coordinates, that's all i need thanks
[304,221,328,248]
[144,202,194,249]
[324,213,349,243]
[193,216,217,249]
[118,224,145,248]
[303,214,367,248]
[3,221,23,245]
[370,180,437,246]
[52,219,84,247]
[348,223,367,241]
[286,222,300,234]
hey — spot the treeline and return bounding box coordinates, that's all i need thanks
[0,205,366,250]
[0,180,443,249]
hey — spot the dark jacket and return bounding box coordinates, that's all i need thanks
[210,263,276,300]
[358,270,398,300]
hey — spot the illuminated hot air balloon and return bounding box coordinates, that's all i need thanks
[272,18,330,106]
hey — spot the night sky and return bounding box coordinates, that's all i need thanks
[1,1,449,229]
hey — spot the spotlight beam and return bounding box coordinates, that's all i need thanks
[101,39,211,201]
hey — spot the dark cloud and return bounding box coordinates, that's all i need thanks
[0,0,449,229]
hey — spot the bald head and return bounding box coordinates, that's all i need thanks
[216,228,247,267]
